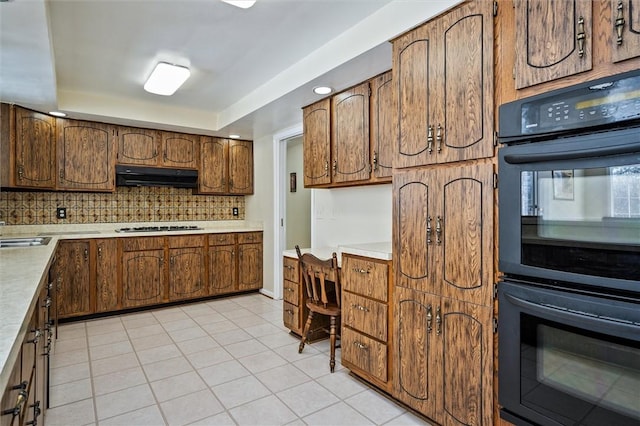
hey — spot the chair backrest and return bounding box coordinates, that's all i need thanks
[295,245,340,308]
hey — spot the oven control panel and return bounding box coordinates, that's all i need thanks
[499,69,640,141]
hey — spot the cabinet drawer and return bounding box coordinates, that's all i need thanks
[283,301,299,331]
[209,233,236,246]
[122,236,165,251]
[283,279,299,306]
[342,256,389,302]
[168,235,205,248]
[342,327,388,383]
[343,292,388,341]
[238,232,262,244]
[283,257,299,282]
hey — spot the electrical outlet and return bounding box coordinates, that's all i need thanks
[56,207,67,219]
[232,207,239,217]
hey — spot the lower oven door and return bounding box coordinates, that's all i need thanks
[498,280,640,426]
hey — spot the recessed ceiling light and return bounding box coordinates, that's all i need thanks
[229,134,240,139]
[49,111,66,117]
[221,0,256,8]
[313,86,333,95]
[144,62,191,96]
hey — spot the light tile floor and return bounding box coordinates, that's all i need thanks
[47,293,431,426]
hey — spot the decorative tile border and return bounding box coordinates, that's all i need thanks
[0,187,245,225]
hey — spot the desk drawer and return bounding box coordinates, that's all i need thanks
[238,232,262,244]
[343,292,387,341]
[342,327,388,383]
[342,256,388,302]
[283,279,299,306]
[283,257,299,282]
[209,233,236,246]
[283,301,299,331]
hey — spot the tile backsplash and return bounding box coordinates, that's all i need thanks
[0,187,245,225]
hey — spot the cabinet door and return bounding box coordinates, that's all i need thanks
[436,0,494,164]
[303,98,331,186]
[122,249,165,308]
[393,287,440,417]
[515,0,593,89]
[116,126,160,166]
[95,239,119,313]
[393,22,438,168]
[238,242,263,290]
[393,167,438,294]
[611,0,640,63]
[161,131,199,169]
[438,163,494,307]
[439,298,492,426]
[57,118,115,191]
[53,241,92,318]
[331,82,370,183]
[169,247,206,301]
[200,137,228,193]
[370,71,394,180]
[229,139,253,194]
[14,107,56,189]
[209,244,237,294]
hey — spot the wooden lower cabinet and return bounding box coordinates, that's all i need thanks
[121,237,166,309]
[168,236,206,301]
[209,243,237,295]
[94,239,119,313]
[394,286,493,426]
[341,254,392,392]
[238,241,263,291]
[52,240,92,319]
[282,257,302,334]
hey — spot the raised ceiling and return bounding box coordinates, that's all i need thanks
[0,0,458,139]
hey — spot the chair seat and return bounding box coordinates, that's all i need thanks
[305,300,341,317]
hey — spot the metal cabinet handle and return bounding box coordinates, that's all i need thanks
[426,304,433,333]
[352,268,369,274]
[97,246,102,257]
[427,125,434,153]
[285,309,294,315]
[436,306,442,335]
[84,249,89,261]
[17,165,24,180]
[615,1,625,45]
[285,287,295,292]
[427,216,432,245]
[436,124,443,153]
[285,265,295,270]
[435,216,443,245]
[351,303,369,312]
[577,16,586,57]
[43,297,51,309]
[332,159,338,176]
[1,382,28,417]
[324,160,329,172]
[27,328,41,345]
[372,151,378,171]
[353,341,368,350]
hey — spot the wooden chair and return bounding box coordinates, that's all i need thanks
[295,245,341,372]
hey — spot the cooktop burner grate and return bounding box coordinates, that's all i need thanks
[115,225,203,233]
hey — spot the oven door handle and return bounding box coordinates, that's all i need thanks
[503,141,640,164]
[503,293,639,340]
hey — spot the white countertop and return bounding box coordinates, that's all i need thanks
[283,241,392,265]
[0,220,263,393]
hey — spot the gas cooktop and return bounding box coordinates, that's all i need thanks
[115,225,203,233]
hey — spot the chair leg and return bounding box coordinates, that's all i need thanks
[299,311,314,353]
[329,315,337,373]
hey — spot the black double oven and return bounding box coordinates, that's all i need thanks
[497,70,640,426]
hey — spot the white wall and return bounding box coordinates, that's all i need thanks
[286,137,311,249]
[312,184,392,248]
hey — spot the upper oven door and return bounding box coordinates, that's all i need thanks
[498,126,640,293]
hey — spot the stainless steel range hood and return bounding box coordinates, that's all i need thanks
[115,165,198,188]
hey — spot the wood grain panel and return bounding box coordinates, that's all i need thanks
[199,137,228,193]
[209,244,236,294]
[209,233,236,246]
[122,236,165,251]
[53,241,92,318]
[15,107,56,188]
[169,247,206,300]
[283,257,299,283]
[117,126,160,166]
[332,81,370,183]
[161,131,198,169]
[283,279,299,306]
[302,98,331,186]
[515,0,593,89]
[611,0,640,63]
[342,327,388,382]
[341,255,389,302]
[95,239,119,313]
[122,250,165,308]
[370,71,394,180]
[237,232,262,244]
[167,235,205,248]
[229,139,253,194]
[283,301,300,331]
[343,292,388,341]
[238,243,262,290]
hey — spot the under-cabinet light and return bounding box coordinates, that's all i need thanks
[144,62,191,96]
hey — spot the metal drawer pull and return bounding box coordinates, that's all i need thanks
[351,303,369,312]
[285,265,295,270]
[353,341,369,350]
[352,268,369,274]
[285,309,294,315]
[285,287,295,292]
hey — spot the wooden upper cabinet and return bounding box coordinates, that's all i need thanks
[116,126,160,166]
[611,0,640,63]
[56,118,116,191]
[515,0,593,89]
[161,131,199,169]
[13,106,57,189]
[331,81,370,184]
[393,0,494,169]
[393,162,494,308]
[229,139,253,194]
[303,98,331,187]
[370,71,394,181]
[199,137,253,195]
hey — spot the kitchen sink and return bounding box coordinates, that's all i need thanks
[0,237,52,248]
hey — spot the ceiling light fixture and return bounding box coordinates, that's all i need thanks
[229,134,240,139]
[48,111,66,117]
[221,0,256,9]
[144,62,191,96]
[313,86,333,95]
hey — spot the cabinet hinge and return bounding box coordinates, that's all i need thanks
[493,1,498,17]
[493,318,498,333]
[493,173,498,189]
[493,283,498,300]
[493,131,498,147]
